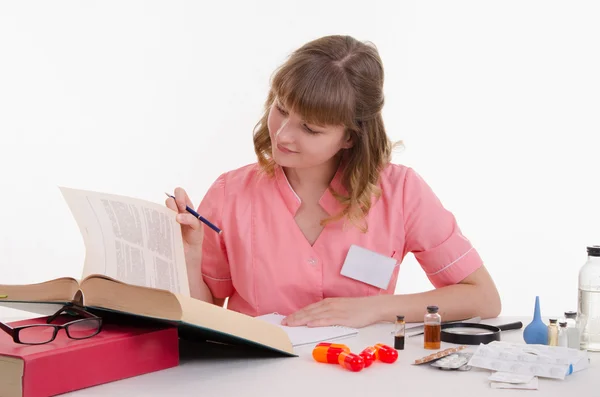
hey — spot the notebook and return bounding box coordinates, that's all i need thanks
[256,313,358,347]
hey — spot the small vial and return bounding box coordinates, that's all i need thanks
[548,318,559,346]
[558,321,568,347]
[359,346,377,368]
[337,351,365,372]
[394,315,405,350]
[312,343,350,364]
[424,305,441,350]
[374,343,398,363]
[564,311,581,349]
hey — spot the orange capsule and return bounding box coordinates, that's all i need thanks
[359,346,377,368]
[338,351,365,372]
[315,342,350,350]
[312,344,350,364]
[374,343,398,364]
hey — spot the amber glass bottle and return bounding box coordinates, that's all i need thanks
[424,305,441,350]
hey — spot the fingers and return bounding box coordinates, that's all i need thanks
[285,309,336,327]
[174,187,194,213]
[283,301,331,326]
[176,213,201,230]
[165,196,177,212]
[165,187,195,213]
[165,187,202,230]
[306,317,340,327]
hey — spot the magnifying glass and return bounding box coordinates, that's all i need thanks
[440,321,523,345]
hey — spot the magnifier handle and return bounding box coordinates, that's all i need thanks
[498,321,523,331]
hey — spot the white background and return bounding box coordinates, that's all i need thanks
[1,1,599,321]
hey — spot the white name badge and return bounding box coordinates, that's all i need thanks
[340,245,397,289]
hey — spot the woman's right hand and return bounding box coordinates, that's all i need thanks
[166,187,215,303]
[165,187,205,262]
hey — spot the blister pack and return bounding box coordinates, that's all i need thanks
[467,341,590,380]
[430,353,473,371]
[413,345,468,365]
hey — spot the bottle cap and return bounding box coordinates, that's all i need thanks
[559,321,567,327]
[549,318,557,323]
[427,305,439,313]
[396,315,405,321]
[587,245,600,257]
[564,311,577,319]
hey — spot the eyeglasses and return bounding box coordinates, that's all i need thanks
[0,304,102,345]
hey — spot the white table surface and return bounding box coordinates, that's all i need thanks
[4,315,600,396]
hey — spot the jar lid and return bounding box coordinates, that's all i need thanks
[565,311,577,318]
[587,245,600,257]
[396,315,405,321]
[427,305,439,313]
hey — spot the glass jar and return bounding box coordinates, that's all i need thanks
[578,245,600,351]
[424,305,441,350]
[394,315,405,350]
[564,311,580,349]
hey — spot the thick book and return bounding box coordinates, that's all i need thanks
[0,187,294,356]
[0,315,179,397]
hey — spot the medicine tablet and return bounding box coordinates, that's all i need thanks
[430,353,472,370]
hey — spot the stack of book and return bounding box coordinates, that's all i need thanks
[0,187,299,396]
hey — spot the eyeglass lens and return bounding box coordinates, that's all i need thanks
[17,318,101,344]
[67,319,101,339]
[18,325,57,344]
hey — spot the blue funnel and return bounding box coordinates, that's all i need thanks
[523,296,548,345]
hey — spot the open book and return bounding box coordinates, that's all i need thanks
[0,187,294,356]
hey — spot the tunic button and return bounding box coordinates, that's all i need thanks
[307,257,317,265]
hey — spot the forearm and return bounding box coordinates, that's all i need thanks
[376,283,501,324]
[188,275,215,303]
[186,253,215,304]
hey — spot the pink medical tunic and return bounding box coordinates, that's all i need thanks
[196,162,483,317]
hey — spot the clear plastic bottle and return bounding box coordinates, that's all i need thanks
[424,305,441,350]
[558,321,568,347]
[564,311,580,349]
[578,245,600,351]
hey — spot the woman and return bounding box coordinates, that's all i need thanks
[166,35,501,328]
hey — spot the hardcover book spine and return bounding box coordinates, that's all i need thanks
[22,327,179,397]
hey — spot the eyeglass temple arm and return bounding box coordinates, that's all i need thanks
[0,320,15,336]
[46,304,98,324]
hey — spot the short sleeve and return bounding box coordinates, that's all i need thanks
[401,168,483,288]
[197,173,234,299]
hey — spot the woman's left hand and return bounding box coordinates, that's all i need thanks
[281,297,382,328]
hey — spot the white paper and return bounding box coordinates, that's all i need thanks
[340,245,397,289]
[467,341,590,380]
[490,377,539,390]
[256,313,358,347]
[488,371,535,383]
[60,186,189,296]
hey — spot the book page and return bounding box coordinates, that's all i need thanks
[59,187,190,296]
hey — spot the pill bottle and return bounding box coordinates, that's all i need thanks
[394,315,405,350]
[424,305,441,350]
[548,319,559,346]
[558,321,568,347]
[564,311,580,349]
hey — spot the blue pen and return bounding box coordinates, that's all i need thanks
[165,193,222,234]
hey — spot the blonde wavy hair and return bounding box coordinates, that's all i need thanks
[253,35,398,232]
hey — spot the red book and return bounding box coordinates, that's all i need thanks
[0,315,179,397]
